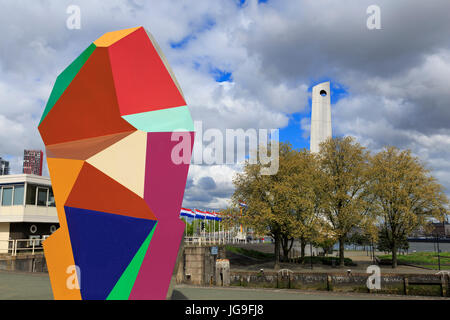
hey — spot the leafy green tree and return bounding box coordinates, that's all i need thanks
[377,226,409,253]
[181,217,194,236]
[317,136,373,266]
[289,149,327,262]
[312,236,336,256]
[232,142,303,269]
[218,207,240,234]
[345,228,372,249]
[369,147,448,267]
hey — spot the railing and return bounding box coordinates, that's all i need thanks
[184,236,238,245]
[184,231,249,246]
[0,239,44,256]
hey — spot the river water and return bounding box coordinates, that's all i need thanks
[332,241,450,253]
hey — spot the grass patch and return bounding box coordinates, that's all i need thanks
[226,246,356,266]
[378,251,450,268]
[225,245,275,260]
[302,256,357,267]
[414,264,450,270]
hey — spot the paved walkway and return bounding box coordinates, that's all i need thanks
[172,284,447,300]
[0,271,53,300]
[0,271,446,300]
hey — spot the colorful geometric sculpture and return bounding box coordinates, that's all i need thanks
[38,27,194,300]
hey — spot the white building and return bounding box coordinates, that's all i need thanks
[0,174,58,253]
[310,81,332,153]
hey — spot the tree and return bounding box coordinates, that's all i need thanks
[289,149,326,262]
[369,147,448,268]
[377,226,409,253]
[218,207,240,236]
[232,142,302,269]
[317,136,372,267]
[313,236,336,256]
[345,227,372,250]
[181,217,194,236]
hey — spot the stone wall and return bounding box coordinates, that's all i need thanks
[177,245,226,286]
[230,270,450,297]
[0,253,47,272]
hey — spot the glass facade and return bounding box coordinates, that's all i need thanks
[1,187,13,206]
[48,188,56,207]
[13,185,24,205]
[37,187,48,206]
[26,184,37,205]
[0,183,54,207]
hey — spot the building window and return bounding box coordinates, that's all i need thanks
[48,188,56,207]
[1,187,13,206]
[13,185,24,205]
[26,184,37,205]
[37,187,48,206]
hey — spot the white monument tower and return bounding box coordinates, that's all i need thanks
[310,81,332,153]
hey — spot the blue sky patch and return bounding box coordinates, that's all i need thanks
[170,17,216,49]
[170,34,196,49]
[211,68,233,82]
[279,112,309,151]
[237,0,268,7]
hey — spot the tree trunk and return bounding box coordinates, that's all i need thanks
[392,243,397,268]
[281,235,293,262]
[274,234,281,270]
[288,238,294,260]
[339,237,345,267]
[300,238,306,264]
[281,235,288,262]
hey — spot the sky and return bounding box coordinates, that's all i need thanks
[1,0,450,211]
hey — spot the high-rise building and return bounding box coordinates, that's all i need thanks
[23,150,43,176]
[0,157,10,175]
[310,81,332,153]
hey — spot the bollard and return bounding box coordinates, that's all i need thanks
[326,275,332,291]
[440,274,447,297]
[403,276,409,295]
[447,274,450,297]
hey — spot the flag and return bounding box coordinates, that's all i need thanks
[212,211,222,221]
[180,207,195,218]
[180,208,222,221]
[194,209,207,220]
[207,211,219,221]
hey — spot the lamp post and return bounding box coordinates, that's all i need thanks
[371,238,375,264]
[436,231,441,271]
[437,220,445,271]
